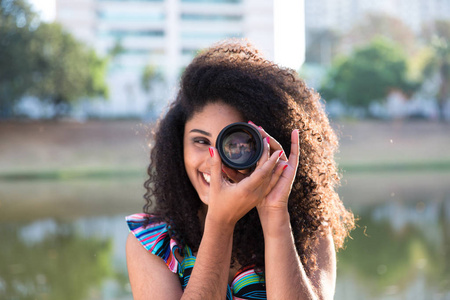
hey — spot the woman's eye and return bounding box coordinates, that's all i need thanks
[193,138,210,145]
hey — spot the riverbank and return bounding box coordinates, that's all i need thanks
[0,119,449,179]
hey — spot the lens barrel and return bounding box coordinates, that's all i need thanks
[216,122,263,170]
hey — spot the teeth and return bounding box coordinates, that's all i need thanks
[202,173,211,184]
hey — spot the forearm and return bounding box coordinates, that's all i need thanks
[261,211,318,300]
[181,217,234,300]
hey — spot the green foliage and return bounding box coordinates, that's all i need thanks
[320,38,417,110]
[0,0,108,119]
[141,64,158,93]
[29,23,109,116]
[141,64,164,116]
[421,19,450,120]
[0,0,39,117]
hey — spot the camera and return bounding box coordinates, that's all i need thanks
[216,122,263,170]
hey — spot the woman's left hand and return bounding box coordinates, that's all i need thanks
[254,126,300,216]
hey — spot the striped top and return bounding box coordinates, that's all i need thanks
[126,213,267,299]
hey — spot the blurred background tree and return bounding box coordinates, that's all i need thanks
[319,38,418,115]
[420,20,450,121]
[0,0,38,118]
[28,22,109,118]
[140,64,165,119]
[0,0,108,119]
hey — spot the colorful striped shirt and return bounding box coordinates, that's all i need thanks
[126,213,267,299]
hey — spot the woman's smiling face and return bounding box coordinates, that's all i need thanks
[183,102,244,205]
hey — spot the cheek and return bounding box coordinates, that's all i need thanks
[183,145,197,176]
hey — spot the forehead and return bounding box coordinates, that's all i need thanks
[185,102,244,129]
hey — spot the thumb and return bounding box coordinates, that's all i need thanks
[208,147,222,190]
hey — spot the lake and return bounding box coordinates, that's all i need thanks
[1,171,449,299]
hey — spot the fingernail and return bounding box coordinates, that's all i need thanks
[258,126,263,129]
[248,120,256,126]
[278,151,284,157]
[266,137,270,144]
[209,147,214,157]
[283,165,288,171]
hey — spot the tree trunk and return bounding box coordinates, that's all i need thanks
[437,63,449,122]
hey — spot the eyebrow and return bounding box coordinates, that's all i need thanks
[189,129,212,137]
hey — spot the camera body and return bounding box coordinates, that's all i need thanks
[216,122,263,170]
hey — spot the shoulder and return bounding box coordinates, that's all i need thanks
[125,213,181,273]
[126,214,183,299]
[126,232,183,299]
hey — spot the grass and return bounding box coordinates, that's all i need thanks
[1,160,449,181]
[340,160,450,173]
[0,167,146,181]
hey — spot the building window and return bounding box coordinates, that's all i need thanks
[97,11,165,22]
[181,32,242,40]
[181,14,242,21]
[181,48,200,55]
[97,0,163,2]
[98,30,164,38]
[181,0,242,3]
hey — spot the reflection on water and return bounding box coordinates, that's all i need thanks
[335,199,450,299]
[0,216,131,300]
[0,173,449,299]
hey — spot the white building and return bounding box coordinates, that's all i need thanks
[305,0,450,34]
[55,0,294,118]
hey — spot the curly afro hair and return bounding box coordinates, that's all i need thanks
[143,40,354,274]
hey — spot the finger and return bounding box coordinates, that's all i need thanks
[248,150,282,190]
[266,160,287,191]
[222,165,247,183]
[288,129,300,169]
[248,121,287,161]
[255,136,270,169]
[207,147,223,190]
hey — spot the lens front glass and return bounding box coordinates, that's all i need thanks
[222,130,256,165]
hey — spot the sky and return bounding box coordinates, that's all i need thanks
[28,0,55,22]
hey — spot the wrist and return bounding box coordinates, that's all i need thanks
[258,208,291,238]
[204,213,236,235]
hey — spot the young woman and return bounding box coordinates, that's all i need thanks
[126,40,355,299]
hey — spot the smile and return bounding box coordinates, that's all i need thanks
[202,172,211,184]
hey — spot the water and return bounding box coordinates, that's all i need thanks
[1,172,449,300]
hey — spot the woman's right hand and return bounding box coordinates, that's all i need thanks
[205,138,285,228]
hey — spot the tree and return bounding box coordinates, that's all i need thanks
[29,23,109,118]
[140,64,164,118]
[0,0,109,119]
[421,20,450,121]
[0,0,39,117]
[320,38,417,113]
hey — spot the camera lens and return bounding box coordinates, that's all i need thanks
[216,122,263,170]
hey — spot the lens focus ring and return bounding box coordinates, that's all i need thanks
[216,122,263,170]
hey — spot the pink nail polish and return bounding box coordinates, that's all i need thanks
[248,120,256,126]
[266,137,270,144]
[209,147,214,157]
[283,165,288,171]
[279,151,284,157]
